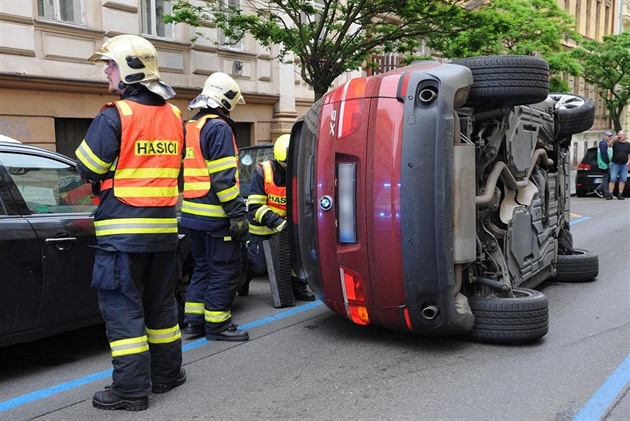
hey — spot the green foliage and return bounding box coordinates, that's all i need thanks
[572,31,630,131]
[427,0,581,87]
[167,0,473,100]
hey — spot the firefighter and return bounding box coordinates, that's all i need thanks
[75,35,185,411]
[238,134,316,301]
[180,72,250,341]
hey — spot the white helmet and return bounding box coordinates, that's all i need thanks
[188,72,245,111]
[90,34,175,99]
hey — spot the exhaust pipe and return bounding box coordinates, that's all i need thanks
[418,87,438,104]
[421,304,440,320]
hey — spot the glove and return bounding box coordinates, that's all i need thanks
[229,216,249,240]
[272,219,287,233]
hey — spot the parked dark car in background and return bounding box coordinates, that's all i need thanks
[0,139,192,347]
[288,56,599,344]
[238,144,273,198]
[575,146,630,197]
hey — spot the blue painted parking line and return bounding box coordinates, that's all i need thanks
[570,216,591,225]
[573,353,630,421]
[0,301,324,413]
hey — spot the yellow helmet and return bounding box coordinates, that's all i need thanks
[188,72,245,111]
[90,35,161,84]
[274,134,290,163]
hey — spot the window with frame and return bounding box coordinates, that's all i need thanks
[142,0,174,38]
[37,0,84,24]
[301,0,325,25]
[0,152,98,215]
[220,0,243,50]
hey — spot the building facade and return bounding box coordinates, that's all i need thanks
[0,1,624,159]
[0,0,327,155]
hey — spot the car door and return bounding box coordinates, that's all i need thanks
[0,150,100,332]
[0,165,41,339]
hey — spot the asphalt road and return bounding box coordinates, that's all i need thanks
[0,197,628,421]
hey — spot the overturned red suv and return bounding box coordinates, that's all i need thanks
[288,56,599,344]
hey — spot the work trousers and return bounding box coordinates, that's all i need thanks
[93,247,182,398]
[184,229,243,333]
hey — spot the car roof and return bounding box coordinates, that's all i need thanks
[0,134,22,143]
[0,141,76,164]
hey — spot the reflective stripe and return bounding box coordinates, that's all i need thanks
[112,185,179,198]
[147,325,181,344]
[181,200,228,218]
[75,141,112,175]
[185,301,204,315]
[248,194,267,205]
[110,335,149,357]
[115,168,180,179]
[205,309,231,324]
[208,156,237,174]
[94,218,178,236]
[255,205,272,222]
[117,101,133,116]
[216,184,240,202]
[249,224,275,236]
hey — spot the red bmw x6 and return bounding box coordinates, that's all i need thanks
[287,56,599,344]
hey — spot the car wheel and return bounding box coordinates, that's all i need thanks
[175,267,192,326]
[466,288,549,344]
[548,93,595,139]
[452,55,549,106]
[555,248,599,282]
[575,188,588,197]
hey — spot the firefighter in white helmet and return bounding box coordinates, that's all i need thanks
[239,134,316,302]
[76,35,185,411]
[180,72,250,341]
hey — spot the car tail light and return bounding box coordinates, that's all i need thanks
[340,266,370,325]
[577,162,591,170]
[329,78,367,139]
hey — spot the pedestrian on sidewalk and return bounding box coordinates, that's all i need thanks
[607,130,629,200]
[594,130,614,198]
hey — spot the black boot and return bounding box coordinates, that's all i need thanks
[206,323,249,341]
[292,281,316,301]
[92,387,148,411]
[237,276,252,297]
[152,368,187,394]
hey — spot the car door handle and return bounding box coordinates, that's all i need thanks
[46,236,77,251]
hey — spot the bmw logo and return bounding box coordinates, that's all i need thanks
[320,195,333,211]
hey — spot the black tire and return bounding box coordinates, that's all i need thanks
[555,248,599,282]
[548,93,595,138]
[467,288,549,344]
[452,55,549,106]
[575,189,588,198]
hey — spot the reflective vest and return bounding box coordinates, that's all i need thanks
[182,114,217,198]
[99,100,183,207]
[181,115,240,219]
[250,160,286,236]
[597,144,613,170]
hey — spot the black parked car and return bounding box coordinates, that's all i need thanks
[575,146,630,197]
[238,144,273,198]
[0,139,192,347]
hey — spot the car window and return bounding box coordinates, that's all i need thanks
[238,146,273,197]
[0,152,98,214]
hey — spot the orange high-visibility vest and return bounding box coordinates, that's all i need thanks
[182,114,239,198]
[100,100,183,207]
[261,160,287,217]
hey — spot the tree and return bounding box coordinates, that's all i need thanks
[166,0,473,100]
[571,31,630,132]
[427,0,582,92]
